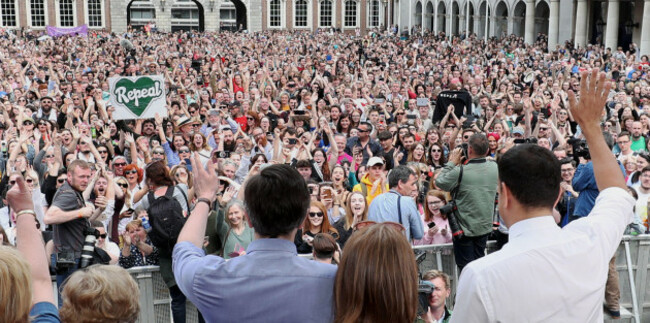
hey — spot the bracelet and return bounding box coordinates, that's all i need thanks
[78,211,83,219]
[195,198,212,208]
[16,209,37,220]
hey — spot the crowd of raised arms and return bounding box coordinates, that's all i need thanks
[0,25,647,322]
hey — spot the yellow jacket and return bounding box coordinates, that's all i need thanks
[353,173,389,205]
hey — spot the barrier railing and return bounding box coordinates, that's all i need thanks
[126,235,650,323]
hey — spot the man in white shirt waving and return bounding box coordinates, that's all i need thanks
[451,69,634,322]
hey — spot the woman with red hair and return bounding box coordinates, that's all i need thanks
[295,201,339,254]
[122,164,143,197]
[487,132,500,158]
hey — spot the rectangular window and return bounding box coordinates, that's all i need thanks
[130,9,155,20]
[30,0,46,27]
[344,1,357,27]
[295,0,307,27]
[269,0,280,27]
[0,0,16,27]
[369,0,379,27]
[59,0,75,27]
[87,0,103,27]
[320,0,332,27]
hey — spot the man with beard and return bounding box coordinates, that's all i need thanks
[44,160,97,303]
[140,119,157,138]
[630,121,647,152]
[175,116,201,143]
[205,109,238,148]
[212,127,237,153]
[33,96,57,122]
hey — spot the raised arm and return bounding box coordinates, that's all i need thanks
[568,69,625,191]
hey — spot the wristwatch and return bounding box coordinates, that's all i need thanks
[195,197,212,208]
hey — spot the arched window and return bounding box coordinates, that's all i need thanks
[295,0,308,27]
[320,0,332,27]
[29,0,47,27]
[344,0,358,28]
[269,0,281,27]
[0,0,17,27]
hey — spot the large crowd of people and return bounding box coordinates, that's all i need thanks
[0,24,646,322]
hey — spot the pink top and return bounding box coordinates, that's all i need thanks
[413,213,453,245]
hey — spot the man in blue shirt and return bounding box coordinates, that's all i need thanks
[368,165,424,241]
[173,158,337,323]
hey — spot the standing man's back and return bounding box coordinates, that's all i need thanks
[451,70,634,322]
[173,160,336,323]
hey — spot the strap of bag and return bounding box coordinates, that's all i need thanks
[361,182,368,197]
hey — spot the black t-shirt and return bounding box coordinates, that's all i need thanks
[52,181,88,253]
[434,91,473,123]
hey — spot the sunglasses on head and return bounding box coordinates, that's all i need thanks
[355,221,405,232]
[309,212,324,218]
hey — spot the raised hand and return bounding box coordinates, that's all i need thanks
[567,69,611,132]
[190,152,220,201]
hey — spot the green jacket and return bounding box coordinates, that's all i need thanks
[435,158,498,237]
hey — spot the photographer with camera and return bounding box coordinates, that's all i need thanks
[435,134,498,273]
[416,270,452,323]
[44,159,98,304]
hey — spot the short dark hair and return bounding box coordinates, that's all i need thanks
[618,131,630,139]
[377,131,393,141]
[498,144,561,209]
[642,165,650,175]
[295,159,311,169]
[388,165,415,189]
[245,165,310,237]
[469,133,489,156]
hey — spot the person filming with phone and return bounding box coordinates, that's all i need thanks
[435,134,499,273]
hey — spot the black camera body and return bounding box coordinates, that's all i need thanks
[439,200,464,240]
[573,140,590,159]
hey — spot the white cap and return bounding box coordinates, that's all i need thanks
[367,156,384,167]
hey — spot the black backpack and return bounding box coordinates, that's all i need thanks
[147,186,188,250]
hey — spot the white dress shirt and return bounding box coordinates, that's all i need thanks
[450,187,634,323]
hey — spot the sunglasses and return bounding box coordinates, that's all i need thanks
[73,97,80,100]
[99,233,107,239]
[125,170,138,175]
[45,154,55,158]
[153,150,164,154]
[463,136,470,139]
[118,183,129,188]
[431,149,441,152]
[57,178,66,183]
[114,162,126,167]
[25,178,34,183]
[358,129,370,133]
[355,221,405,232]
[247,117,254,120]
[18,98,26,102]
[23,121,33,126]
[179,149,190,153]
[98,150,108,154]
[309,212,324,218]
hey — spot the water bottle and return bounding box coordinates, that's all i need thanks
[142,216,152,233]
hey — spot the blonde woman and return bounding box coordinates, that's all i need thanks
[60,265,140,323]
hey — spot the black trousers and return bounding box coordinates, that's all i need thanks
[453,234,489,274]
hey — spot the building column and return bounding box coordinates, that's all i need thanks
[605,0,620,49]
[465,2,470,35]
[524,0,535,43]
[433,3,438,33]
[447,13,452,35]
[459,12,465,35]
[574,0,588,47]
[548,0,559,50]
[641,0,650,57]
[507,16,514,36]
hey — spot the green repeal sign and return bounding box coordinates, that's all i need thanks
[108,75,166,120]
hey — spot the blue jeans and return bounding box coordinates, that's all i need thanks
[51,254,80,308]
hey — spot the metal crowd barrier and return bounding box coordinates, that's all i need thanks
[125,235,650,323]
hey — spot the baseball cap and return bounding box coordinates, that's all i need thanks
[512,127,525,136]
[367,157,385,167]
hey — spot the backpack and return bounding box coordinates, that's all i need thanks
[147,186,189,250]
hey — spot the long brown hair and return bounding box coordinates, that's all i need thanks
[334,224,418,323]
[342,192,368,231]
[304,201,338,237]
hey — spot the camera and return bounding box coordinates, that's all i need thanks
[79,227,100,269]
[55,251,76,272]
[439,201,464,240]
[573,139,590,160]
